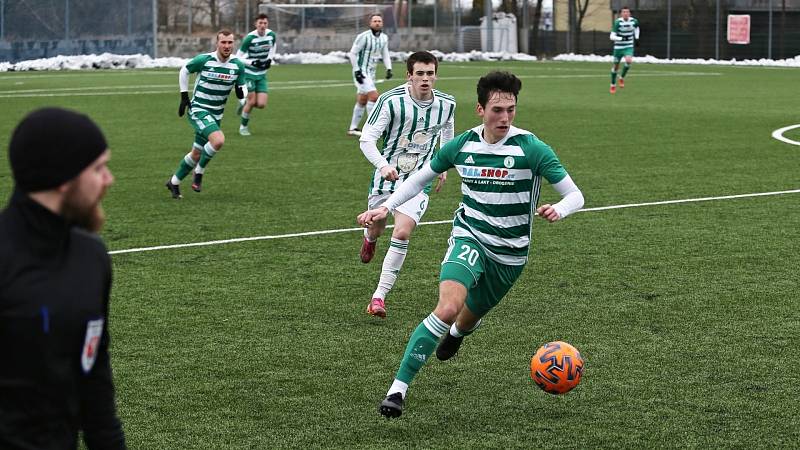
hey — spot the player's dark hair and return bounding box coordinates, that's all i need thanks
[406,51,438,74]
[476,71,522,107]
[621,6,631,11]
[217,29,234,39]
[256,13,269,22]
[368,12,383,21]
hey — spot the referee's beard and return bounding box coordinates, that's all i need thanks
[62,182,108,233]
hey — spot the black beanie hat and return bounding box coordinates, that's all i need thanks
[8,107,107,193]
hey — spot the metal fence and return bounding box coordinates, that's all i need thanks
[0,0,156,63]
[1,0,798,63]
[604,0,800,60]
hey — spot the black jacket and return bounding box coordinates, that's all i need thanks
[0,190,126,450]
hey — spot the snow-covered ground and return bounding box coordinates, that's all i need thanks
[1,50,798,72]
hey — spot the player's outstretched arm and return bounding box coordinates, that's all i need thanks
[536,174,584,223]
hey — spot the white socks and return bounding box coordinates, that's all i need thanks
[373,238,408,300]
[350,103,365,129]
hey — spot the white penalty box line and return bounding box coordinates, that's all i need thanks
[109,189,800,255]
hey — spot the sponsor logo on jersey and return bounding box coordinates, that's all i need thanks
[397,153,419,172]
[397,127,442,153]
[465,155,475,164]
[204,71,236,81]
[81,318,104,374]
[458,166,515,180]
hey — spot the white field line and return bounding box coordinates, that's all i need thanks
[0,72,720,99]
[771,124,800,146]
[108,188,800,255]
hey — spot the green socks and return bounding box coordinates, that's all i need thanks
[198,142,216,170]
[396,313,448,384]
[174,152,196,181]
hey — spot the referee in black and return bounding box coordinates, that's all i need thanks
[0,108,126,449]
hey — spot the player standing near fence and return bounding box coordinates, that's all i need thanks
[347,13,393,136]
[235,13,277,137]
[609,6,640,94]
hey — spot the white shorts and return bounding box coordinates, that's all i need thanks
[354,73,377,94]
[369,191,429,224]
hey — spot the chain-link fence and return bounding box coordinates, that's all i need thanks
[0,0,156,63]
[1,0,798,63]
[599,0,800,59]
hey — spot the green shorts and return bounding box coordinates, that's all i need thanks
[440,236,525,317]
[613,47,634,63]
[245,74,268,93]
[187,110,221,147]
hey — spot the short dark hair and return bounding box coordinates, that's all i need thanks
[256,13,269,22]
[406,51,438,74]
[621,6,631,11]
[476,71,522,107]
[217,29,233,39]
[368,12,383,21]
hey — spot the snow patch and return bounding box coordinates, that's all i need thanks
[2,51,798,72]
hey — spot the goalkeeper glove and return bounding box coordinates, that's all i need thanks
[251,60,264,68]
[235,85,244,99]
[263,59,272,70]
[178,91,190,117]
[354,70,365,84]
[385,69,393,80]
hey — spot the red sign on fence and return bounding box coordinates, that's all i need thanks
[727,15,751,45]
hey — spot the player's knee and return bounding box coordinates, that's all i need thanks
[434,281,468,322]
[210,135,224,150]
[433,302,460,324]
[392,224,414,240]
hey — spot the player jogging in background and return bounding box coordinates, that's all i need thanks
[165,29,246,199]
[609,6,640,94]
[236,13,277,136]
[347,12,393,137]
[359,51,455,319]
[357,71,584,418]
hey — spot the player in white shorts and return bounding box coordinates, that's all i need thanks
[347,13,392,137]
[358,51,456,319]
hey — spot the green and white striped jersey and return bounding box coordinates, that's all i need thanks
[237,29,277,77]
[429,125,568,266]
[362,84,456,195]
[612,17,640,50]
[349,30,390,77]
[184,52,246,121]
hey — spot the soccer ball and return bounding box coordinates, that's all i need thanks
[530,341,584,395]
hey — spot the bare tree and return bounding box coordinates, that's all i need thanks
[572,0,592,53]
[530,0,545,55]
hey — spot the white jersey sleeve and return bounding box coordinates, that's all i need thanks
[348,34,364,71]
[550,174,584,219]
[359,104,392,169]
[234,49,253,66]
[179,65,190,92]
[383,165,439,212]
[382,40,392,71]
